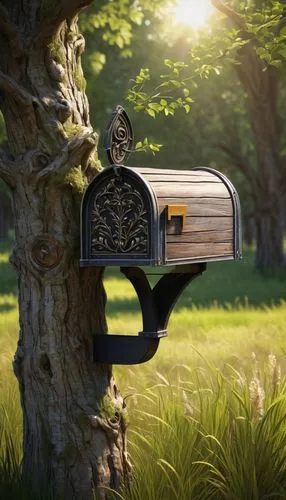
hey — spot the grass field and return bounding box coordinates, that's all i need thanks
[0,238,286,498]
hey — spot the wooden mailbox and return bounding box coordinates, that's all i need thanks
[80,165,241,267]
[80,106,242,366]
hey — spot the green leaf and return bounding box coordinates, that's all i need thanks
[146,108,156,118]
[148,102,162,112]
[164,59,173,68]
[129,9,143,25]
[170,80,181,88]
[149,144,160,152]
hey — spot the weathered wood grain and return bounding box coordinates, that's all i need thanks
[167,242,233,260]
[168,216,233,233]
[140,174,221,183]
[159,198,233,217]
[150,182,230,198]
[167,229,233,243]
[133,167,217,177]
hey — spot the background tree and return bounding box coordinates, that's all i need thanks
[212,0,286,271]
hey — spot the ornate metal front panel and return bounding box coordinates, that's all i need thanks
[90,174,149,256]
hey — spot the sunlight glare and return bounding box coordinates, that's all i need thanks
[173,0,213,29]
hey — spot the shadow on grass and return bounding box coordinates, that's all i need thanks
[0,261,17,296]
[0,302,15,313]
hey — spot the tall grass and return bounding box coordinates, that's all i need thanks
[0,242,286,498]
[118,357,286,499]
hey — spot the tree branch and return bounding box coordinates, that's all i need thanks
[38,129,98,179]
[0,150,16,188]
[215,142,257,189]
[275,14,286,35]
[211,0,246,30]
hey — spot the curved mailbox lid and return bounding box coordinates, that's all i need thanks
[131,166,241,264]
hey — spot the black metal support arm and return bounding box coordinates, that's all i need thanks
[93,263,206,365]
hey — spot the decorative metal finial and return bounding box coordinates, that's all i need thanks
[103,105,134,165]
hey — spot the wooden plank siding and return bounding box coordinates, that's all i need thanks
[138,174,221,183]
[149,182,230,199]
[167,242,234,260]
[158,198,233,217]
[166,219,233,260]
[132,167,220,179]
[135,167,234,262]
[167,229,233,243]
[169,216,233,233]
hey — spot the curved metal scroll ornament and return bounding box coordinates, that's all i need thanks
[104,105,134,165]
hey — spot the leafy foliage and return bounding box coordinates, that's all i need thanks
[127,0,286,114]
[80,0,167,53]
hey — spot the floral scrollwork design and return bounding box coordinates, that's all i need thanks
[91,177,148,254]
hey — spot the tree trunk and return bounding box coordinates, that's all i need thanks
[212,0,286,272]
[0,2,129,498]
[255,206,285,271]
[0,187,12,239]
[241,66,285,271]
[250,104,285,270]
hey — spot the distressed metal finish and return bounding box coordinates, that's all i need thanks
[103,105,134,165]
[91,176,148,255]
[93,263,205,364]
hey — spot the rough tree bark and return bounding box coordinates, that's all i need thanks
[0,187,12,238]
[212,0,286,272]
[0,1,130,498]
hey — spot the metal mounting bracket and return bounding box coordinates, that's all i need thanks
[93,263,206,364]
